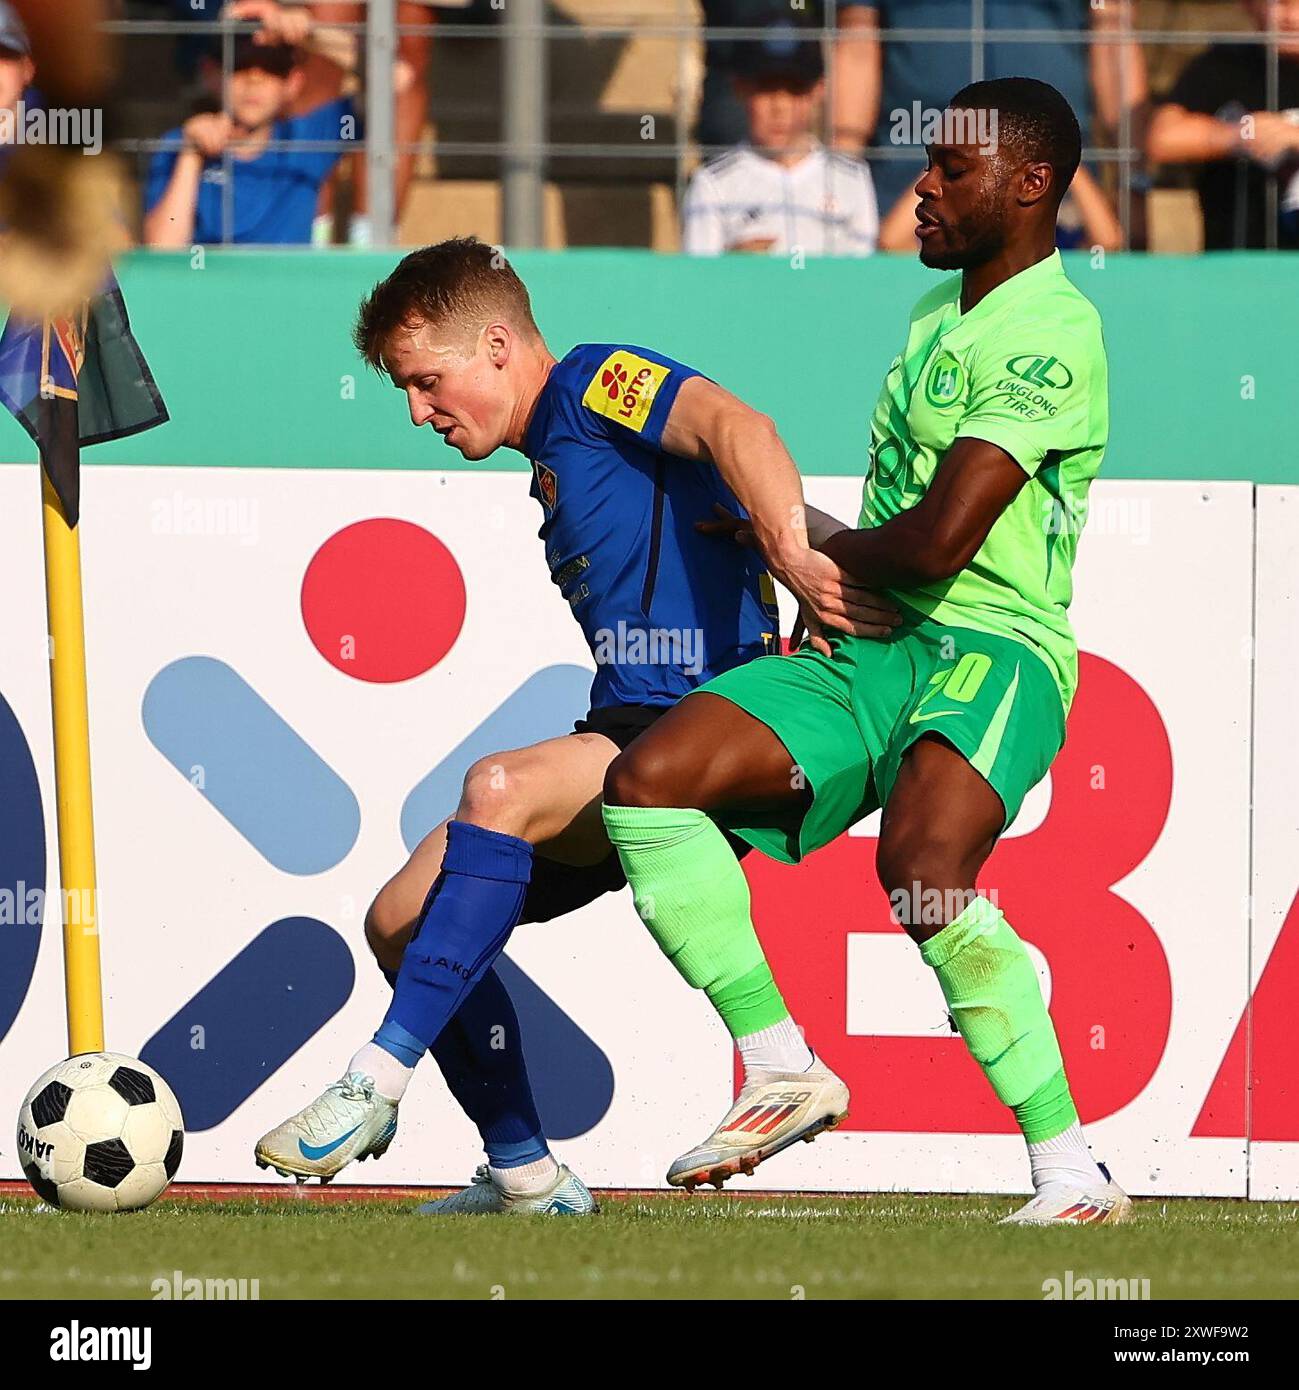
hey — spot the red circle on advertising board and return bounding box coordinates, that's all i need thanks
[301,519,466,682]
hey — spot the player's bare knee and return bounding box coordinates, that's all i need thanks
[459,752,532,833]
[876,826,973,931]
[367,885,407,940]
[363,889,408,968]
[604,743,681,808]
[876,830,953,894]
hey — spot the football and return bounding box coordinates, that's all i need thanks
[16,1053,184,1213]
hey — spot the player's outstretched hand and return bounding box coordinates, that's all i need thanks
[697,506,899,651]
[695,502,756,547]
[775,547,901,654]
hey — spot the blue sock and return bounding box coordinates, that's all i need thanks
[379,961,548,1169]
[430,968,549,1169]
[384,820,533,1051]
[377,823,549,1169]
[372,1017,423,1068]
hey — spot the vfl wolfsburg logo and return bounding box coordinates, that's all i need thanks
[1006,354,1073,389]
[924,350,965,407]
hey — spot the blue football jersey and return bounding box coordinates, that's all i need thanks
[523,343,781,709]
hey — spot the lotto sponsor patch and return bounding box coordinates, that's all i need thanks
[581,351,670,433]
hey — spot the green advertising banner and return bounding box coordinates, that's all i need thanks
[4,249,1295,482]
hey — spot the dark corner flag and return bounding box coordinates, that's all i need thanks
[0,275,168,527]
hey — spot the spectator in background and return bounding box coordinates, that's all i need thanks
[832,0,1145,251]
[1147,0,1299,249]
[696,1,833,150]
[153,0,431,244]
[143,3,359,245]
[683,21,878,257]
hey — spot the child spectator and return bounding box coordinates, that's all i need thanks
[683,22,878,257]
[143,1,360,246]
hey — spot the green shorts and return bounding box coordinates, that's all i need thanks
[701,620,1066,864]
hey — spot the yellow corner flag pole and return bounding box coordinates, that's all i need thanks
[40,469,105,1056]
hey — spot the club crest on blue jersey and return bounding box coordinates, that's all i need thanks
[533,461,558,513]
[523,343,778,709]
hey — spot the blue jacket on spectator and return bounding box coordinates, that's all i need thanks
[145,97,357,245]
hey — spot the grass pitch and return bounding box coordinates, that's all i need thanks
[3,1191,1297,1300]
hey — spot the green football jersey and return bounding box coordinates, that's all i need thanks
[860,251,1108,712]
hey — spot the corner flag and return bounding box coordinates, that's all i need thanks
[0,275,168,1053]
[0,276,168,527]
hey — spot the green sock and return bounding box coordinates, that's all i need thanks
[601,804,790,1039]
[919,895,1079,1144]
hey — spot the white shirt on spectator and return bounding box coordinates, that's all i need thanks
[682,142,879,257]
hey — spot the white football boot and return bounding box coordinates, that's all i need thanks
[254,1072,398,1183]
[668,1058,849,1191]
[1000,1165,1133,1226]
[416,1164,598,1216]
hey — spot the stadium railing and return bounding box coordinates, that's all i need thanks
[97,1,1296,252]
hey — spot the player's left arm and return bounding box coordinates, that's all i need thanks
[659,376,806,563]
[818,438,1029,587]
[823,319,1102,587]
[700,501,853,550]
[659,375,901,642]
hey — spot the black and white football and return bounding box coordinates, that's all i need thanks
[16,1052,184,1212]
